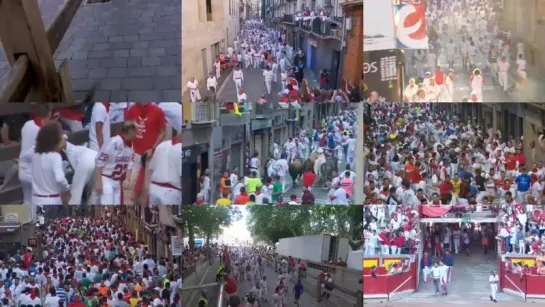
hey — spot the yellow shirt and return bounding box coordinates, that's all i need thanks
[451,179,461,195]
[245,178,262,193]
[216,198,232,205]
[129,298,141,307]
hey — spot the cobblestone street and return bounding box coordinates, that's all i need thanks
[0,0,181,101]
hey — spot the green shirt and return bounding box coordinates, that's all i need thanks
[82,278,92,289]
[272,181,282,202]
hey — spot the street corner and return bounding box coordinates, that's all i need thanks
[0,0,181,102]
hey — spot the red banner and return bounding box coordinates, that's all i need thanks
[421,205,452,217]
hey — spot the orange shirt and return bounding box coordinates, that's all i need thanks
[234,193,249,204]
[220,177,231,196]
[98,286,109,297]
[405,163,420,184]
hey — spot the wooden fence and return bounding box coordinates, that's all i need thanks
[0,0,84,102]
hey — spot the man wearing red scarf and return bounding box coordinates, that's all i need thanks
[124,103,166,204]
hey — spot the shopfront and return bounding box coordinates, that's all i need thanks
[182,143,210,205]
[251,119,273,166]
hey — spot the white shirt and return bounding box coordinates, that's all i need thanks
[32,152,70,196]
[65,142,97,169]
[489,274,499,284]
[276,159,289,177]
[89,102,111,152]
[430,266,441,279]
[44,295,60,307]
[96,135,134,180]
[19,120,42,182]
[186,80,198,91]
[207,76,217,89]
[156,102,182,133]
[333,188,349,205]
[149,140,182,190]
[263,69,274,81]
[233,70,244,81]
[237,92,247,102]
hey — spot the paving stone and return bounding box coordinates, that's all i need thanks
[133,41,150,49]
[108,68,129,78]
[123,35,139,42]
[108,42,134,50]
[121,78,155,91]
[89,68,108,79]
[99,78,122,91]
[93,43,110,51]
[130,49,148,57]
[128,67,157,77]
[99,58,128,68]
[127,90,162,102]
[88,51,113,59]
[113,50,130,58]
[162,90,181,101]
[72,51,89,60]
[93,91,111,101]
[109,36,124,43]
[142,57,161,67]
[109,91,129,101]
[127,58,143,68]
[157,66,179,77]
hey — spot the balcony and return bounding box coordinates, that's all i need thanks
[295,15,343,40]
[282,14,295,23]
[253,102,273,118]
[273,101,302,110]
[182,102,217,128]
[219,103,251,126]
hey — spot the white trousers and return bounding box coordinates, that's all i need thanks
[149,184,182,205]
[234,79,242,91]
[265,80,272,94]
[498,71,508,91]
[69,150,97,205]
[490,284,498,300]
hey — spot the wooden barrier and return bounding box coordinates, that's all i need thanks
[0,0,83,102]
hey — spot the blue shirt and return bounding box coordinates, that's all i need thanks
[515,174,531,192]
[56,287,67,301]
[293,283,304,295]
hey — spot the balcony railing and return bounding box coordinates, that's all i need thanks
[282,14,295,23]
[290,14,343,40]
[254,102,273,117]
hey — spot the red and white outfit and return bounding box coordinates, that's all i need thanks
[149,137,182,205]
[93,135,134,205]
[469,74,484,102]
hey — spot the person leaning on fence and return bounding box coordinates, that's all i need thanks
[321,273,334,299]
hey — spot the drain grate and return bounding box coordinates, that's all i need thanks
[86,0,111,4]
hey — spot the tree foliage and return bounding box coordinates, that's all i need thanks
[181,206,242,248]
[246,206,363,246]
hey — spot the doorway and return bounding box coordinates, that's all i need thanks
[409,223,504,303]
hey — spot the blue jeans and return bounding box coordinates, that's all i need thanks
[433,278,440,293]
[505,236,511,252]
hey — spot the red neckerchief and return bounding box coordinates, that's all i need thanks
[102,102,111,113]
[33,117,45,127]
[172,136,181,145]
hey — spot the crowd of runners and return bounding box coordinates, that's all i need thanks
[193,106,361,206]
[0,217,183,307]
[400,0,528,103]
[363,102,545,259]
[187,19,362,103]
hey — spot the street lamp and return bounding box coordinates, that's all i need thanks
[324,1,333,16]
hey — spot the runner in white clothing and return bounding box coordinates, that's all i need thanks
[148,137,182,205]
[93,121,137,205]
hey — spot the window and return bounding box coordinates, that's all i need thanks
[206,0,212,21]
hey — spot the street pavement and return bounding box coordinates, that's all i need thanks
[394,242,518,305]
[184,258,338,307]
[0,0,181,101]
[216,65,283,102]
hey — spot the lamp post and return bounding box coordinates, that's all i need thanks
[324,1,333,16]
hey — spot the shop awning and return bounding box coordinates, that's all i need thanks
[0,222,21,234]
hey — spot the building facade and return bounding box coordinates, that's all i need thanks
[182,0,241,100]
[340,0,363,90]
[502,0,545,72]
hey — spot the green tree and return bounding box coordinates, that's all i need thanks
[180,206,242,248]
[246,206,363,247]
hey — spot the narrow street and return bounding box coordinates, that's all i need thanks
[216,65,283,102]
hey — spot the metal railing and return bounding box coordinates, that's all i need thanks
[286,13,343,40]
[282,14,295,23]
[254,102,273,117]
[182,102,217,125]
